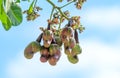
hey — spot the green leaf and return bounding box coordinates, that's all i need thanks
[0,2,12,31]
[0,0,2,15]
[3,0,6,5]
[7,2,23,26]
[27,0,35,14]
[15,0,20,3]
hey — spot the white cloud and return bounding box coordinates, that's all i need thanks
[83,6,120,29]
[6,39,120,78]
[93,71,120,78]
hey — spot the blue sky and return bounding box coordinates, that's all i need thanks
[0,0,120,78]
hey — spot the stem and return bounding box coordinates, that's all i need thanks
[57,7,69,20]
[6,0,11,12]
[47,0,69,20]
[60,1,74,9]
[47,0,56,7]
[33,0,37,9]
[74,29,79,43]
[50,7,55,20]
[68,19,73,26]
[47,23,50,30]
[36,33,43,43]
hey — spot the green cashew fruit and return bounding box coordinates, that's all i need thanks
[49,44,61,55]
[67,55,79,64]
[72,44,82,55]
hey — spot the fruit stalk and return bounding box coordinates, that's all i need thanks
[47,0,69,20]
[68,19,73,26]
[74,29,79,43]
[36,33,43,43]
[47,23,51,30]
[60,0,75,9]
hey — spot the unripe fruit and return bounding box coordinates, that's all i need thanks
[72,44,82,55]
[67,55,79,64]
[49,44,61,55]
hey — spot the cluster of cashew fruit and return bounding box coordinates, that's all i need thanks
[24,17,84,66]
[61,26,82,64]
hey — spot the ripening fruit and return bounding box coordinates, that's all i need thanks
[69,37,76,48]
[42,30,53,40]
[60,27,73,43]
[48,48,61,66]
[40,46,49,56]
[49,44,61,55]
[60,34,68,43]
[24,41,41,59]
[62,27,74,37]
[48,56,57,66]
[67,55,79,64]
[54,49,61,61]
[40,46,49,63]
[40,55,48,63]
[55,36,62,47]
[72,44,82,55]
[43,40,51,48]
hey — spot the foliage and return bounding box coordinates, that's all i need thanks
[0,0,23,30]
